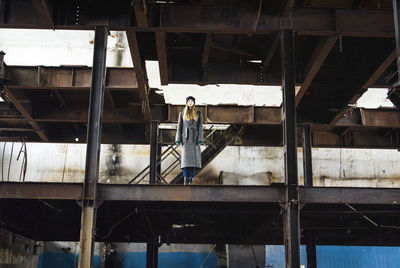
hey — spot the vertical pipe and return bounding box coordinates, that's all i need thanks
[281,29,301,268]
[393,0,400,82]
[149,121,159,184]
[302,124,313,186]
[146,242,158,268]
[78,25,108,268]
[306,230,317,268]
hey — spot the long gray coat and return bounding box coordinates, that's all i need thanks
[175,110,203,168]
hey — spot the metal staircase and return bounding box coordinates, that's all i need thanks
[170,124,245,184]
[128,124,245,184]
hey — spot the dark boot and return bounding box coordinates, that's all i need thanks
[188,177,193,185]
[184,177,188,185]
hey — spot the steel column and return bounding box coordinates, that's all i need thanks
[157,143,162,180]
[281,29,301,268]
[149,121,159,184]
[302,124,313,186]
[306,230,317,268]
[78,25,108,268]
[146,242,158,268]
[393,0,400,82]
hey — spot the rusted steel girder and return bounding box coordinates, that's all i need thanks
[0,3,396,37]
[299,187,400,205]
[281,29,301,268]
[2,182,400,205]
[78,25,108,268]
[5,66,138,89]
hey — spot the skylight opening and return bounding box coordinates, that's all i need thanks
[356,88,394,109]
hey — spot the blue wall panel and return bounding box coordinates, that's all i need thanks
[265,245,400,268]
[113,252,217,268]
[38,252,100,268]
[317,246,400,268]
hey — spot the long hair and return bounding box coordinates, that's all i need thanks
[183,104,198,121]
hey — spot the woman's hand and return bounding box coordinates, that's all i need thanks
[176,141,181,145]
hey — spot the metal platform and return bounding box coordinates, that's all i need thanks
[1,182,399,246]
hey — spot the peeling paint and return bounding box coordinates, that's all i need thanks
[1,143,399,187]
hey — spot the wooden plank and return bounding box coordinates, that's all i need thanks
[296,36,337,106]
[155,32,168,85]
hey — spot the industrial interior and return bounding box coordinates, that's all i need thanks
[1,0,400,267]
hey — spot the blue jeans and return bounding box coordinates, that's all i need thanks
[183,167,196,178]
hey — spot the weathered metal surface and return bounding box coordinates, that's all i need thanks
[126,31,151,120]
[78,25,108,268]
[330,49,396,126]
[167,105,281,124]
[302,124,313,187]
[97,184,285,203]
[2,87,48,141]
[292,9,394,37]
[149,121,159,184]
[296,36,337,106]
[2,182,400,205]
[305,230,317,268]
[0,182,82,199]
[300,187,400,204]
[281,29,301,268]
[5,66,137,89]
[360,108,400,127]
[155,32,168,85]
[0,3,396,37]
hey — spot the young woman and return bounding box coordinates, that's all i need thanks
[175,96,204,185]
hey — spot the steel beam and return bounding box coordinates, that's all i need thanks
[2,183,400,205]
[155,32,168,85]
[393,0,400,83]
[133,0,148,28]
[149,121,159,184]
[78,25,108,268]
[31,0,53,28]
[330,49,396,126]
[281,29,301,268]
[167,105,282,124]
[300,187,400,205]
[0,182,82,199]
[126,31,151,121]
[146,242,158,268]
[305,230,317,268]
[6,66,138,89]
[295,36,337,106]
[0,5,395,37]
[201,33,212,82]
[97,184,285,203]
[2,87,48,141]
[302,124,313,187]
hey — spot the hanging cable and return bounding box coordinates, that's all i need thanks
[346,203,400,229]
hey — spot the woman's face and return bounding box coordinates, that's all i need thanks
[187,99,195,107]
